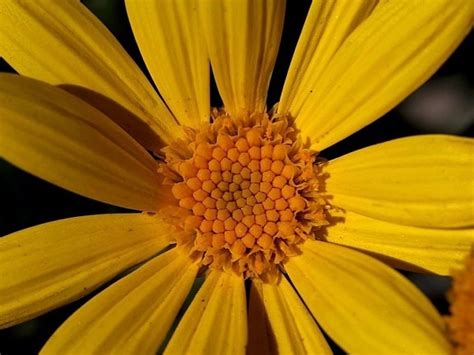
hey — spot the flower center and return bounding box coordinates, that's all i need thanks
[161,110,327,280]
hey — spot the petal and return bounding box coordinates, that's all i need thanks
[198,0,285,117]
[247,283,273,355]
[59,85,163,154]
[0,0,180,144]
[278,0,377,114]
[324,209,474,275]
[285,241,451,354]
[41,249,198,355]
[0,74,172,211]
[248,278,332,355]
[323,135,474,228]
[0,213,174,328]
[294,0,473,151]
[126,0,209,128]
[165,270,247,355]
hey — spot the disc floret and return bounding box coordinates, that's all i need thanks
[162,110,327,280]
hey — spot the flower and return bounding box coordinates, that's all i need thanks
[447,251,474,354]
[0,0,473,353]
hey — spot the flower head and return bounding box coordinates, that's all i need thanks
[447,251,474,355]
[0,0,473,353]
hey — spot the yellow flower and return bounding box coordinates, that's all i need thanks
[447,251,474,355]
[0,0,473,354]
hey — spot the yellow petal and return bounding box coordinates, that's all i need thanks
[247,283,273,355]
[294,0,473,151]
[41,249,198,355]
[59,85,163,154]
[278,0,377,114]
[165,270,247,355]
[125,0,209,128]
[248,278,332,355]
[285,241,451,354]
[198,0,285,117]
[0,213,174,328]
[324,135,474,228]
[0,0,180,144]
[324,209,474,275]
[0,74,172,211]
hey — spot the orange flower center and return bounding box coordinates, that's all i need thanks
[161,110,327,280]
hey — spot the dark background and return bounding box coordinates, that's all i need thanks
[0,1,472,353]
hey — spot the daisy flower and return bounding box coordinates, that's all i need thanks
[447,251,474,354]
[0,0,473,353]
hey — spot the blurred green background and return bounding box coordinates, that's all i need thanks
[0,1,472,353]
